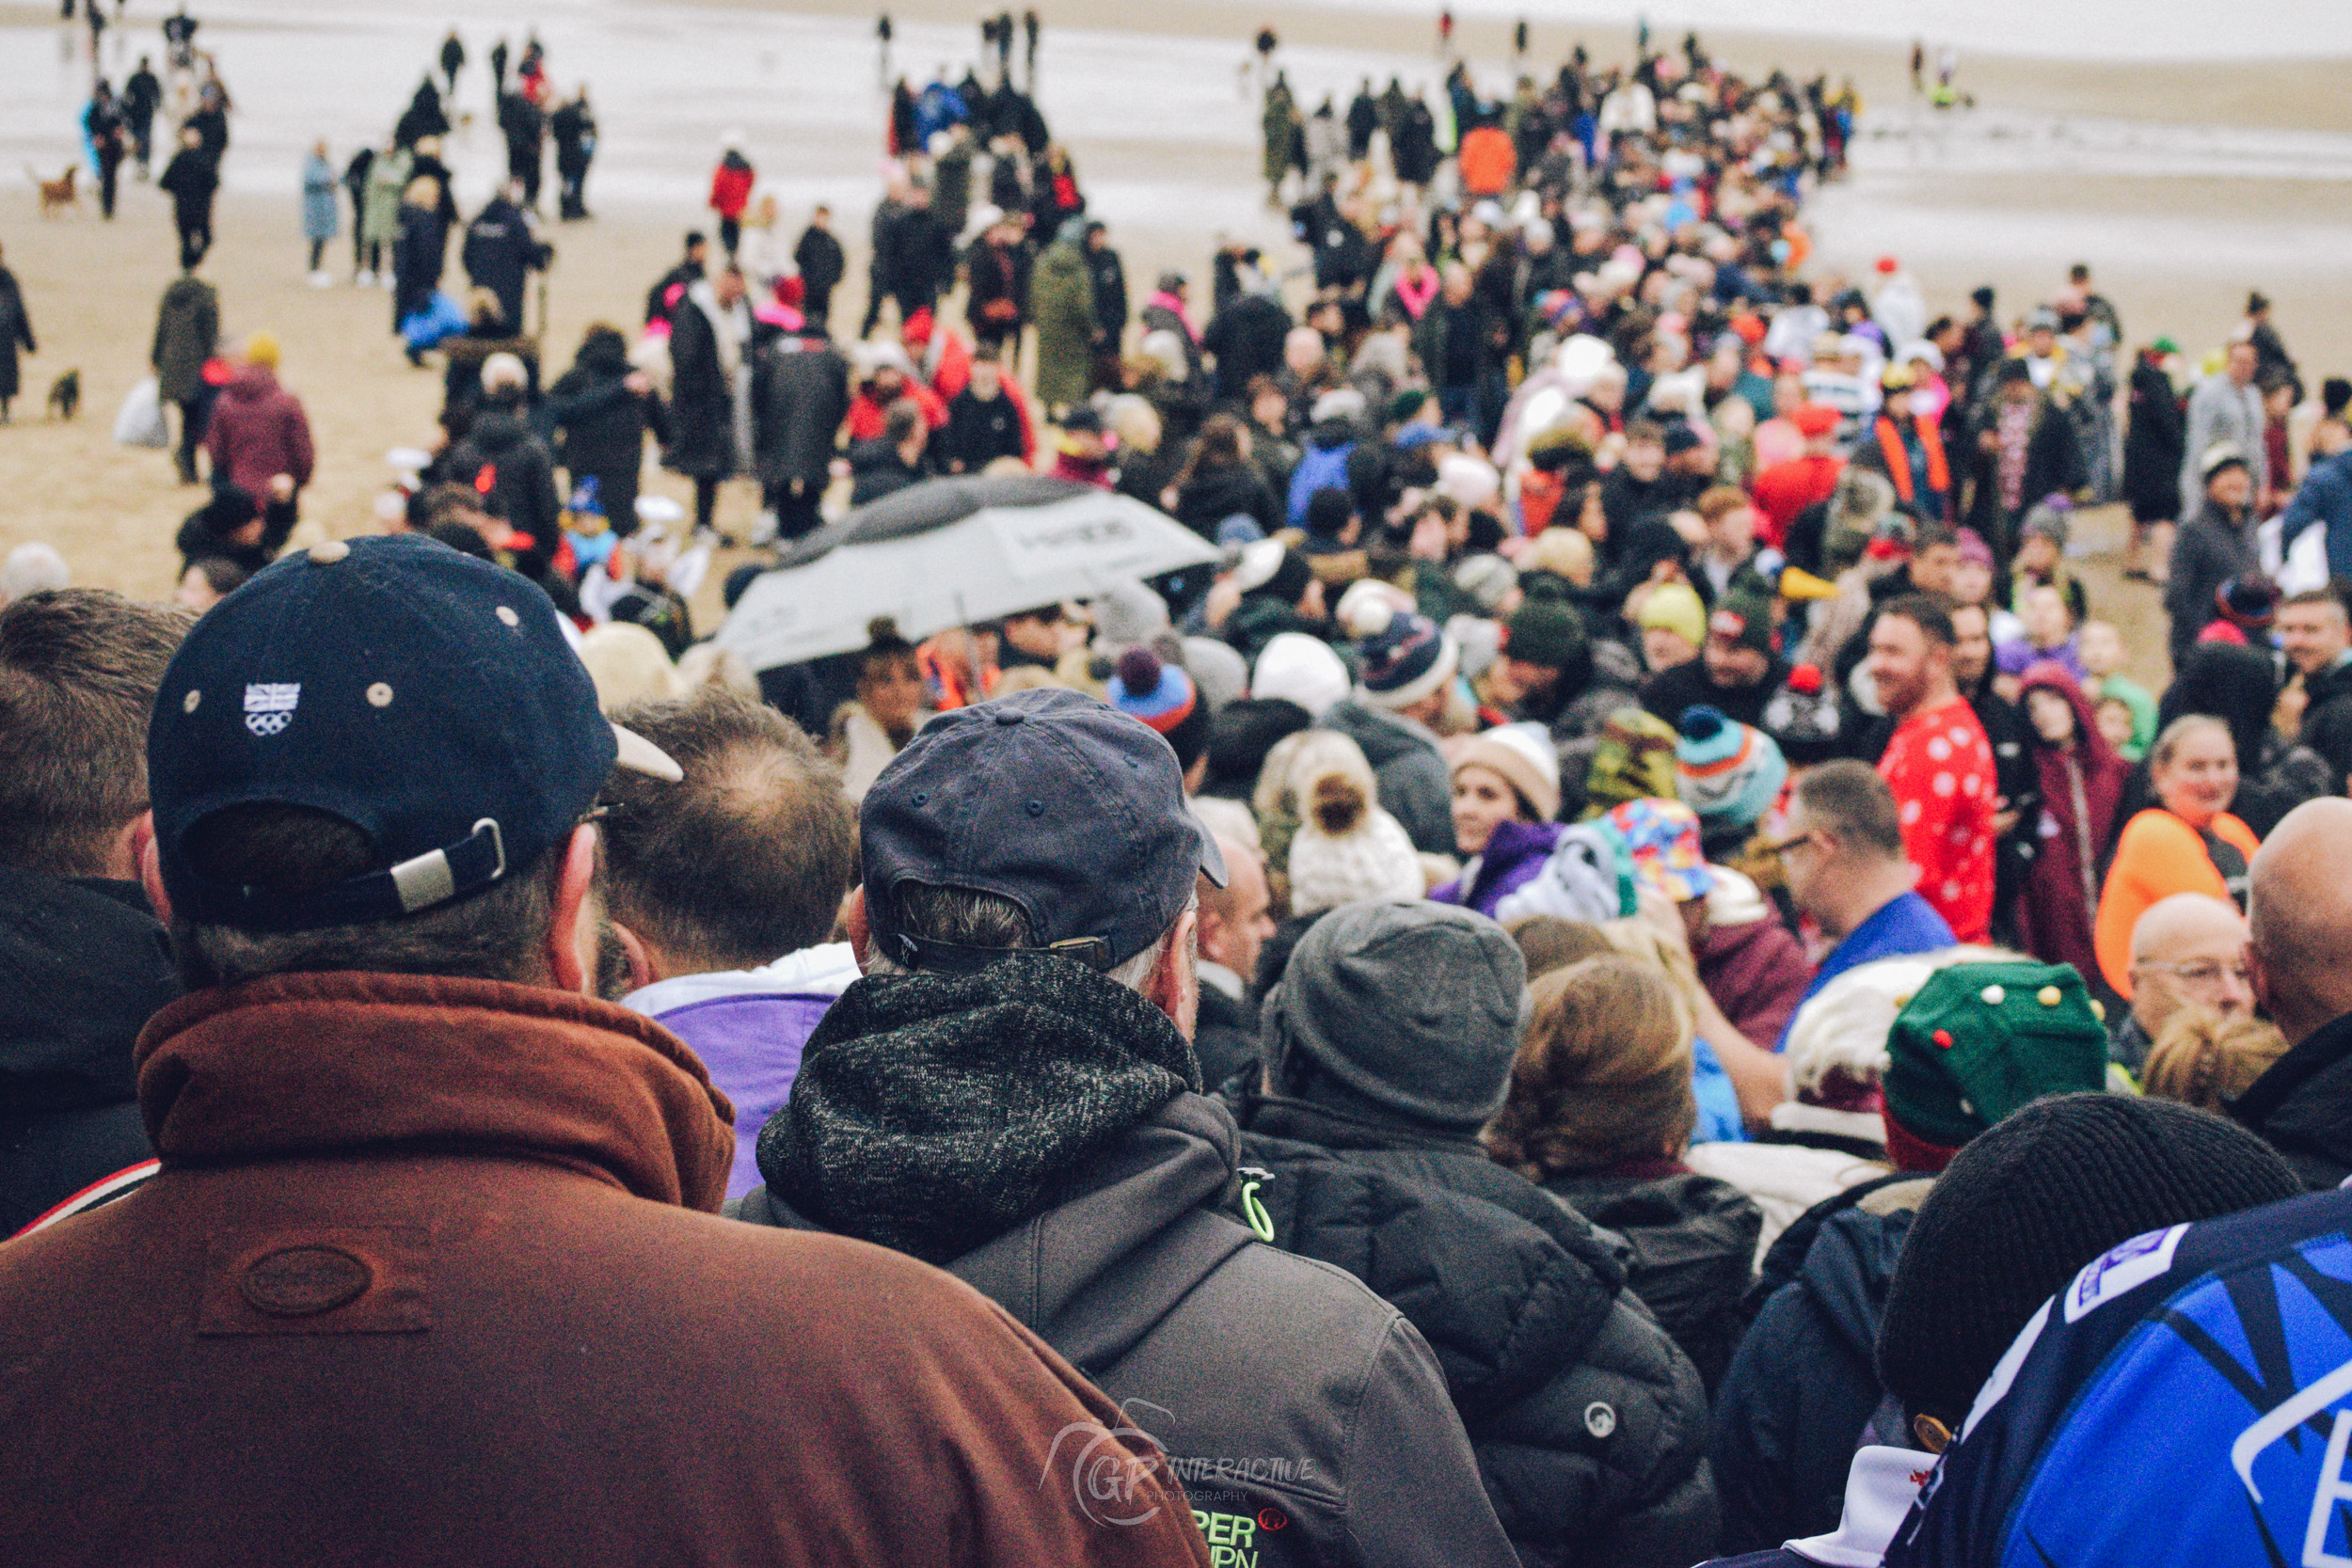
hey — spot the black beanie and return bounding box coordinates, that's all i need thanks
[1876,1094,2301,1426]
[1202,696,1311,797]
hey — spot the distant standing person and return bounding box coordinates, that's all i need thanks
[122,55,160,178]
[339,144,373,278]
[488,36,509,96]
[550,87,596,220]
[0,244,34,425]
[84,80,126,220]
[2121,339,2186,585]
[792,205,844,332]
[707,135,755,257]
[300,140,338,285]
[1022,7,1038,86]
[438,27,465,97]
[151,261,220,482]
[875,12,891,87]
[157,128,219,269]
[2181,340,2264,521]
[497,89,546,210]
[358,140,410,287]
[161,4,196,67]
[665,265,751,536]
[545,325,654,537]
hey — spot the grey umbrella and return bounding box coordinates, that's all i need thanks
[715,476,1219,671]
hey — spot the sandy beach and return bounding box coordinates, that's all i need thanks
[0,0,2345,682]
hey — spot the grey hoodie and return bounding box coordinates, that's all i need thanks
[735,1093,1518,1568]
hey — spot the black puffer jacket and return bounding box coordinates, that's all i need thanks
[1229,1097,1718,1568]
[749,333,850,490]
[545,328,647,478]
[1543,1166,1763,1397]
[0,869,177,1236]
[445,403,563,571]
[1707,1174,1930,1556]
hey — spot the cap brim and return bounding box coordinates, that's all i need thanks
[1197,821,1229,889]
[612,722,683,783]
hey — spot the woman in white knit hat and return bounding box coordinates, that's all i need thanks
[1431,722,1563,919]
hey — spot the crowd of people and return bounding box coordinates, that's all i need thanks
[13,15,2352,1568]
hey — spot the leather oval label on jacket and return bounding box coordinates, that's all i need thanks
[241,1245,373,1317]
[199,1226,430,1338]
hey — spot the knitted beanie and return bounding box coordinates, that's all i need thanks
[1760,664,1843,767]
[1251,632,1351,719]
[1107,648,1198,736]
[1264,900,1527,1131]
[1709,589,1777,657]
[1200,696,1311,798]
[1505,599,1588,673]
[1180,637,1248,717]
[1454,722,1562,822]
[1286,766,1425,915]
[1881,961,2109,1172]
[1876,1094,2302,1425]
[1676,706,1788,833]
[1636,581,1708,648]
[1354,607,1460,711]
[1093,578,1170,650]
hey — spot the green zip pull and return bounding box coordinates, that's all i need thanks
[1236,1165,1276,1243]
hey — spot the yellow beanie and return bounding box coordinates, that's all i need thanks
[244,332,281,370]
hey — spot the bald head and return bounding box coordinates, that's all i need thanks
[1198,835,1273,993]
[2129,893,2252,1039]
[2249,800,2352,1045]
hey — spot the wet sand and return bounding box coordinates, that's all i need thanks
[0,2,2345,683]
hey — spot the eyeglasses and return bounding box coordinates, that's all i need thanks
[1761,829,1819,857]
[2136,960,2254,988]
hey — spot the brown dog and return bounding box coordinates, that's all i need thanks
[31,166,79,216]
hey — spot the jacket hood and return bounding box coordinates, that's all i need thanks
[755,953,1200,1265]
[0,869,178,1113]
[222,364,278,402]
[135,972,734,1210]
[1320,700,1435,769]
[465,407,529,455]
[1790,1203,1914,1363]
[571,328,630,375]
[740,1095,1250,1374]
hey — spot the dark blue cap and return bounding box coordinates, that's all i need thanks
[861,688,1227,972]
[149,533,679,933]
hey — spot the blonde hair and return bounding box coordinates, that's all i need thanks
[2150,713,2232,770]
[579,623,681,714]
[2143,1008,2288,1112]
[1486,954,1694,1177]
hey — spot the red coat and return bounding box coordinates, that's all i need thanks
[0,972,1211,1568]
[203,366,315,500]
[1748,453,1843,550]
[1879,695,1998,944]
[708,159,755,221]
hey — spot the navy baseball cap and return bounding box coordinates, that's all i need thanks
[149,533,680,933]
[862,687,1226,973]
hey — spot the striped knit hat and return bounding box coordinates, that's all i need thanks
[1354,605,1459,711]
[1107,648,1198,736]
[1676,706,1788,833]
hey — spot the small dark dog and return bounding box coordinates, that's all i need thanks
[46,370,80,420]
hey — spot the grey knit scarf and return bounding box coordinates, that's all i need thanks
[756,952,1200,1265]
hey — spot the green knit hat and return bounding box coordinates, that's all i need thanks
[1883,962,2109,1161]
[1504,599,1586,673]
